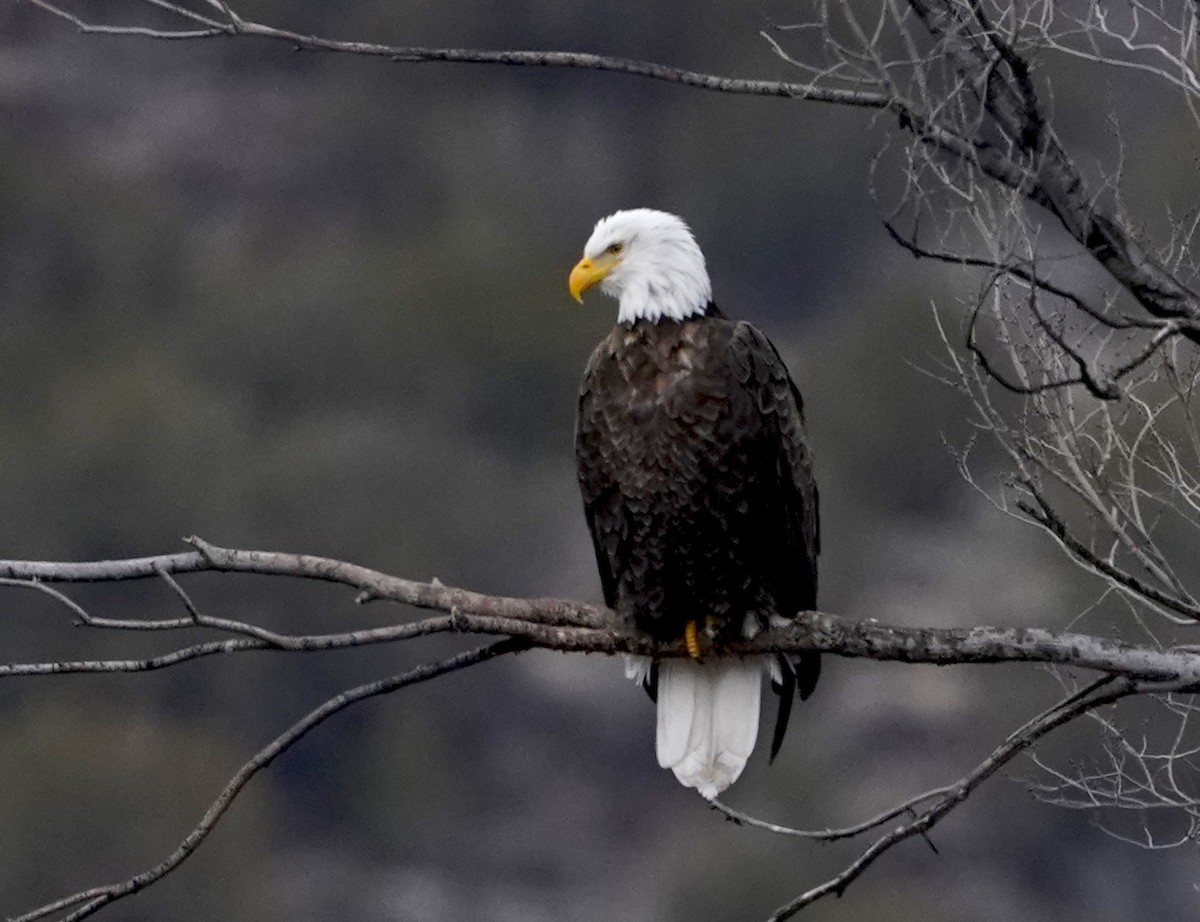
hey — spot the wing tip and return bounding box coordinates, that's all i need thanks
[797,651,821,701]
[768,657,795,764]
[769,652,821,762]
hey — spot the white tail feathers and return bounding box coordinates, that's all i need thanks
[655,657,763,799]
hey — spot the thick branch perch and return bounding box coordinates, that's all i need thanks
[1,540,1199,684]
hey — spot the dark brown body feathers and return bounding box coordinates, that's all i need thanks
[576,307,820,750]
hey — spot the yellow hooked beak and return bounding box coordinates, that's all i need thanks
[569,252,620,303]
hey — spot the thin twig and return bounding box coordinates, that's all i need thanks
[0,577,94,624]
[710,783,955,841]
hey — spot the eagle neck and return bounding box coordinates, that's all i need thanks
[619,301,721,329]
[613,263,713,324]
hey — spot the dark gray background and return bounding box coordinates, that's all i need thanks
[1,2,1193,920]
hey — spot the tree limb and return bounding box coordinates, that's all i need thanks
[766,675,1136,919]
[24,0,889,108]
[2,539,1199,683]
[710,783,956,841]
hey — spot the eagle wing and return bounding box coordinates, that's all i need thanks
[729,322,821,759]
[728,322,819,607]
[576,343,622,612]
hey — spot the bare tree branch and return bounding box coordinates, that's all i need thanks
[28,0,1200,325]
[710,783,956,841]
[884,220,1126,329]
[29,0,1197,340]
[1016,487,1200,622]
[766,675,1136,919]
[1028,688,1200,846]
[2,539,1199,682]
[0,534,607,626]
[23,0,890,108]
[9,638,527,922]
[25,0,225,38]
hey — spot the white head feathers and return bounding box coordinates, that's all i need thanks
[573,209,712,324]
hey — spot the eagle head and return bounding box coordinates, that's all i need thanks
[569,209,712,324]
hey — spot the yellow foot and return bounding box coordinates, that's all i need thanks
[685,619,703,660]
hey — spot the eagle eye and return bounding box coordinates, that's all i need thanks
[606,242,625,255]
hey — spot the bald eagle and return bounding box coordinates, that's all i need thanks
[570,209,820,799]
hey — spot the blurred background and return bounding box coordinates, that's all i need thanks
[1,2,1196,920]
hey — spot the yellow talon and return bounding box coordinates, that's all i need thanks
[685,619,702,660]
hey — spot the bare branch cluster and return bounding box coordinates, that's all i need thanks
[777,0,1200,396]
[775,0,1200,849]
[1028,689,1200,849]
[1033,0,1200,127]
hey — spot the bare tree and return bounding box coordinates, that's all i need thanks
[13,0,1200,918]
[850,0,1200,848]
